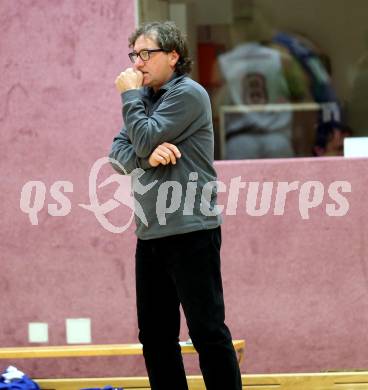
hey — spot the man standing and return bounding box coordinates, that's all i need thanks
[109,21,241,390]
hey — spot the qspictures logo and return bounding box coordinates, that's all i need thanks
[19,157,352,234]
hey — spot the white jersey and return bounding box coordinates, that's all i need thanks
[219,43,292,133]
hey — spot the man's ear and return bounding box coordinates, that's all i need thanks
[169,50,180,67]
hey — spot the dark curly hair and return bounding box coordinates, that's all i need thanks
[128,21,193,75]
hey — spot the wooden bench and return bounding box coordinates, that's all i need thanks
[0,340,245,389]
[34,371,368,390]
[0,340,244,363]
[27,371,368,390]
[1,341,367,390]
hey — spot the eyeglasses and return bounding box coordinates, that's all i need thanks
[128,49,166,63]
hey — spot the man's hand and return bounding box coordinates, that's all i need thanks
[148,143,182,167]
[115,68,143,93]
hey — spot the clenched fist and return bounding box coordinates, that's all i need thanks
[149,143,182,167]
[115,68,143,93]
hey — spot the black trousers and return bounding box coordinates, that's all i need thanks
[135,227,242,390]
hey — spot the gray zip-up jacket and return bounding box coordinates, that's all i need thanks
[109,74,222,240]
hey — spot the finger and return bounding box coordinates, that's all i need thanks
[115,77,124,91]
[154,151,168,165]
[166,149,176,165]
[162,143,181,158]
[169,151,176,165]
[157,145,171,159]
[157,146,174,164]
[135,70,144,85]
[166,148,177,165]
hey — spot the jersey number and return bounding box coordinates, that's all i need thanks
[242,73,268,104]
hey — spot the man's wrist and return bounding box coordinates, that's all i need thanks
[119,87,140,93]
[138,158,154,170]
[121,88,141,104]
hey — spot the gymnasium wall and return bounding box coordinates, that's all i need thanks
[1,0,368,378]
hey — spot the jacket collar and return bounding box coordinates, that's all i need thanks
[142,73,186,100]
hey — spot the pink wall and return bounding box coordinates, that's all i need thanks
[0,0,139,377]
[1,0,368,380]
[217,157,368,373]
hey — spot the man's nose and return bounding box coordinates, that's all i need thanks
[134,56,145,69]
